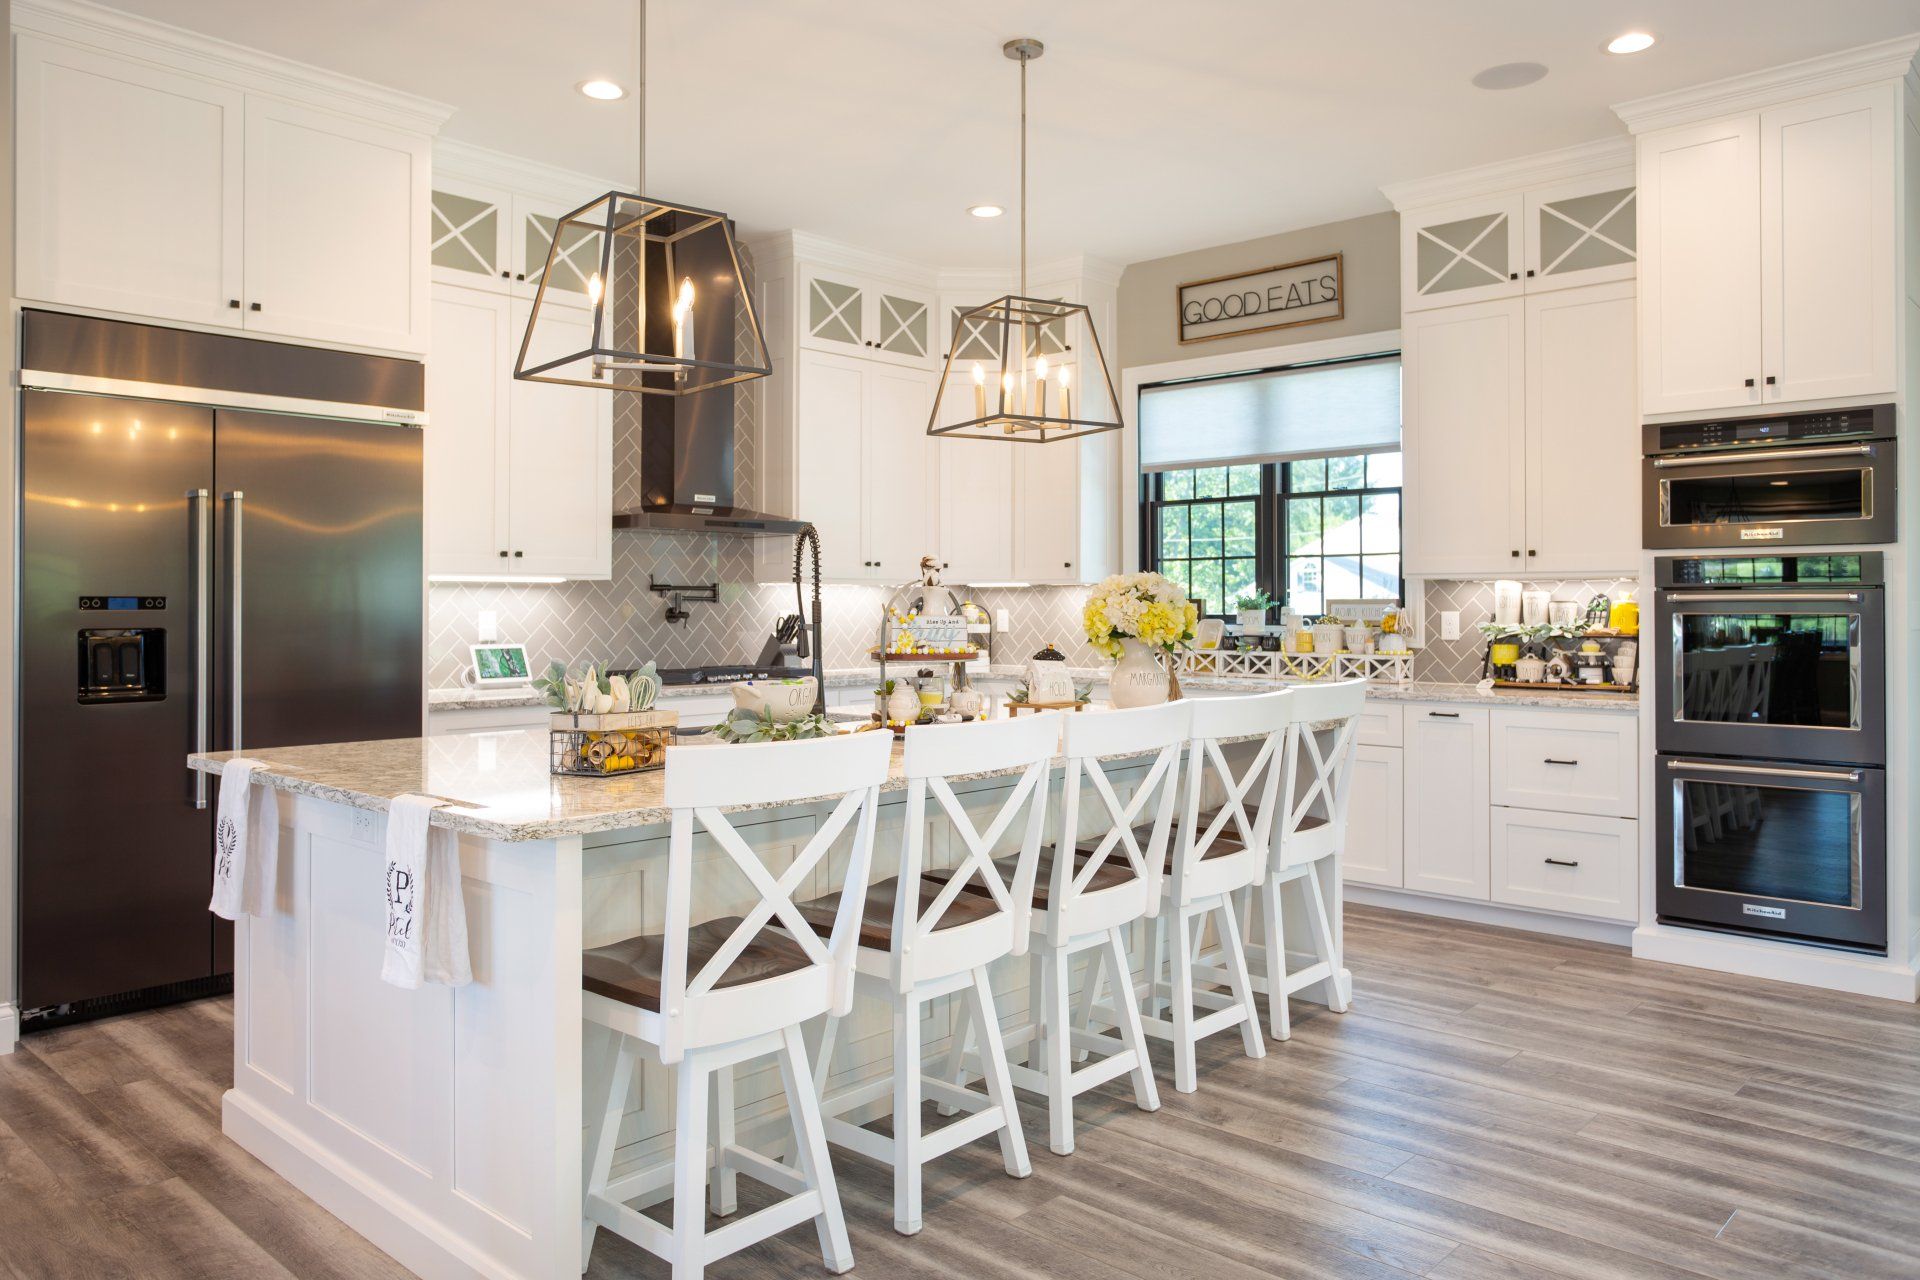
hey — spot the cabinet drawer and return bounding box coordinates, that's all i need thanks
[1355,700,1403,748]
[1491,709,1637,818]
[1491,809,1638,922]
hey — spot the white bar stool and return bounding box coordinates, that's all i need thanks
[1242,679,1366,1040]
[945,700,1189,1156]
[578,731,893,1280]
[797,713,1060,1236]
[1128,689,1287,1093]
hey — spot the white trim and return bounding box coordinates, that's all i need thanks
[0,1003,18,1056]
[11,0,456,135]
[432,139,625,208]
[1380,136,1634,212]
[1117,327,1403,570]
[1632,923,1920,1003]
[1612,33,1920,135]
[18,370,427,427]
[1346,885,1635,947]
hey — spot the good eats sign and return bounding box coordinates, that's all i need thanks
[1178,252,1343,344]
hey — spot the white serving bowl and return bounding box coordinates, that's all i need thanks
[731,677,818,723]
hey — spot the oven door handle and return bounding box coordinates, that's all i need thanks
[1665,759,1862,783]
[1662,592,1861,604]
[1651,444,1876,468]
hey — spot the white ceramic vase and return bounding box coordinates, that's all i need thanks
[1109,638,1170,708]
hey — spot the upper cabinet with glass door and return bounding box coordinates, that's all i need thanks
[799,267,938,368]
[1397,166,1637,314]
[429,156,607,303]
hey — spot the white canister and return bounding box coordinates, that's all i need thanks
[1492,579,1524,627]
[1310,622,1346,654]
[1344,624,1373,654]
[1514,654,1547,683]
[1522,589,1551,627]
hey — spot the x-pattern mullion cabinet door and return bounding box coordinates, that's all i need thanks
[514,195,605,302]
[871,288,935,365]
[1401,194,1524,312]
[1522,174,1638,291]
[801,269,871,355]
[430,177,513,291]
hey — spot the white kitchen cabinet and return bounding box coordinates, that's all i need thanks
[1014,438,1085,584]
[1490,709,1638,819]
[243,97,430,353]
[1400,193,1523,312]
[14,34,244,329]
[13,32,436,355]
[936,442,1015,583]
[430,174,605,302]
[800,268,937,369]
[788,349,935,582]
[1491,809,1638,922]
[425,285,611,578]
[1401,299,1525,576]
[1402,706,1491,899]
[1521,174,1638,291]
[1637,86,1895,415]
[1523,282,1639,575]
[1343,744,1405,888]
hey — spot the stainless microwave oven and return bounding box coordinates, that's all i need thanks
[1642,404,1895,549]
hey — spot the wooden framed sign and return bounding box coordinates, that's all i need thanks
[1178,252,1343,344]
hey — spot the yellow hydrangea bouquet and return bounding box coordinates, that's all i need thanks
[1083,571,1199,660]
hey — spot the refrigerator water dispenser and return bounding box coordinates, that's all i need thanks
[78,628,165,702]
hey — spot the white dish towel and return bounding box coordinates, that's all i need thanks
[381,795,473,989]
[209,758,279,920]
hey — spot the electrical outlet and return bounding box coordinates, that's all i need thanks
[476,609,498,643]
[995,608,1012,632]
[1439,610,1461,641]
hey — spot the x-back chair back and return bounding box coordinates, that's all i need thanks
[1273,679,1368,872]
[1048,701,1192,948]
[651,731,894,1064]
[893,713,1060,991]
[1169,689,1291,908]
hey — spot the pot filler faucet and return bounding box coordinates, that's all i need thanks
[792,524,827,716]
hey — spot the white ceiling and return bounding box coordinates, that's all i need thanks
[106,0,1920,266]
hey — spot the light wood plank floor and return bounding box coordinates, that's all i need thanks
[4,905,1918,1279]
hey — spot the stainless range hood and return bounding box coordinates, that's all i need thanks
[611,215,805,537]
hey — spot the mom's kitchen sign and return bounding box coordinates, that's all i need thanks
[1178,252,1343,344]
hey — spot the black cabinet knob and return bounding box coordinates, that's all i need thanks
[1527,549,1537,557]
[1508,272,1518,281]
[515,273,525,281]
[1765,375,1777,386]
[1744,378,1756,388]
[500,271,510,279]
[499,550,509,558]
[513,550,523,558]
[1063,561,1072,569]
[1526,269,1535,278]
[228,299,241,309]
[1511,549,1520,558]
[249,302,262,312]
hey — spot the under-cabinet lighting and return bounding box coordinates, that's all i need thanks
[428,574,569,585]
[968,582,1032,589]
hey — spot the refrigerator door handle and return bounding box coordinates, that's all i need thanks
[227,490,245,754]
[190,488,211,808]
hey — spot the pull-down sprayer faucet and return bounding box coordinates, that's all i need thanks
[792,525,827,717]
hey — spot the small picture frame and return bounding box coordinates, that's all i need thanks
[469,642,531,687]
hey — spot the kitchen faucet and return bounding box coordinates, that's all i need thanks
[792,524,827,716]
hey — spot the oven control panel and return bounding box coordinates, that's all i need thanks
[1645,403,1894,455]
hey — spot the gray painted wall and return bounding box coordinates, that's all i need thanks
[4,0,20,1038]
[1116,210,1400,370]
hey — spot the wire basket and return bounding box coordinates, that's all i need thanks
[550,709,679,777]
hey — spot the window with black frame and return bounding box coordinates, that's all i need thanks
[1138,354,1401,618]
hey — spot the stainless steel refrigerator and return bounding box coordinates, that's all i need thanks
[18,310,425,1023]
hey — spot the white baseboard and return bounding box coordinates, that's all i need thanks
[0,1003,18,1055]
[1633,923,1920,1003]
[1345,885,1635,947]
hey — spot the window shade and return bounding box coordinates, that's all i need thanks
[1138,355,1401,472]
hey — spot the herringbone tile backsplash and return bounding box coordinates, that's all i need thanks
[1414,577,1641,683]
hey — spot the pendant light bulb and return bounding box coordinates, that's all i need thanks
[587,272,604,305]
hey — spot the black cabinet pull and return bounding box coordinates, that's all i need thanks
[1511,549,1521,558]
[1543,758,1579,766]
[1544,858,1580,868]
[1508,272,1518,281]
[515,273,526,281]
[498,550,509,558]
[1527,549,1537,557]
[1744,378,1755,387]
[1765,375,1777,386]
[1526,269,1535,277]
[228,299,241,309]
[1427,711,1460,719]
[1063,561,1072,569]
[249,302,262,312]
[500,271,510,279]
[513,550,523,558]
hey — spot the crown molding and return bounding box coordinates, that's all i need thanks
[12,0,456,134]
[1612,33,1920,134]
[1381,136,1633,212]
[433,139,624,207]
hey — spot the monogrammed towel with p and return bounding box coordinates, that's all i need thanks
[209,758,280,920]
[381,794,473,989]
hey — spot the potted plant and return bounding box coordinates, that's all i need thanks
[1234,589,1272,632]
[1083,572,1199,708]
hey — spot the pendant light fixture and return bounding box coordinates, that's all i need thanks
[514,0,771,396]
[926,38,1121,443]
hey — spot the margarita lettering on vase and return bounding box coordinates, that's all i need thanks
[1083,572,1199,708]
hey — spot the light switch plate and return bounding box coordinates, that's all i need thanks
[477,609,498,643]
[1439,610,1461,641]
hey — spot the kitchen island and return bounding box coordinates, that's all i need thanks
[187,721,1332,1280]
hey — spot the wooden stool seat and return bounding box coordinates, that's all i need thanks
[796,876,1002,952]
[583,918,814,1013]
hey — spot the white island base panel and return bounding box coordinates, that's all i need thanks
[224,758,1351,1280]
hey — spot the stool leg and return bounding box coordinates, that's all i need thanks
[935,983,973,1118]
[1042,949,1075,1156]
[1104,927,1161,1114]
[780,1024,854,1273]
[1216,897,1266,1061]
[1305,862,1348,1014]
[1070,940,1106,1061]
[1145,912,1167,1017]
[1026,951,1046,1069]
[1170,907,1197,1094]
[1261,873,1291,1041]
[892,991,924,1236]
[671,1055,711,1280]
[709,1062,737,1217]
[581,1031,632,1274]
[968,965,1032,1179]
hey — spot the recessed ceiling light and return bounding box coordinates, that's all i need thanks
[968,204,1005,219]
[1471,61,1549,91]
[576,79,626,101]
[1605,31,1656,55]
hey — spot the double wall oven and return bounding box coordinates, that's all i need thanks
[1652,553,1886,953]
